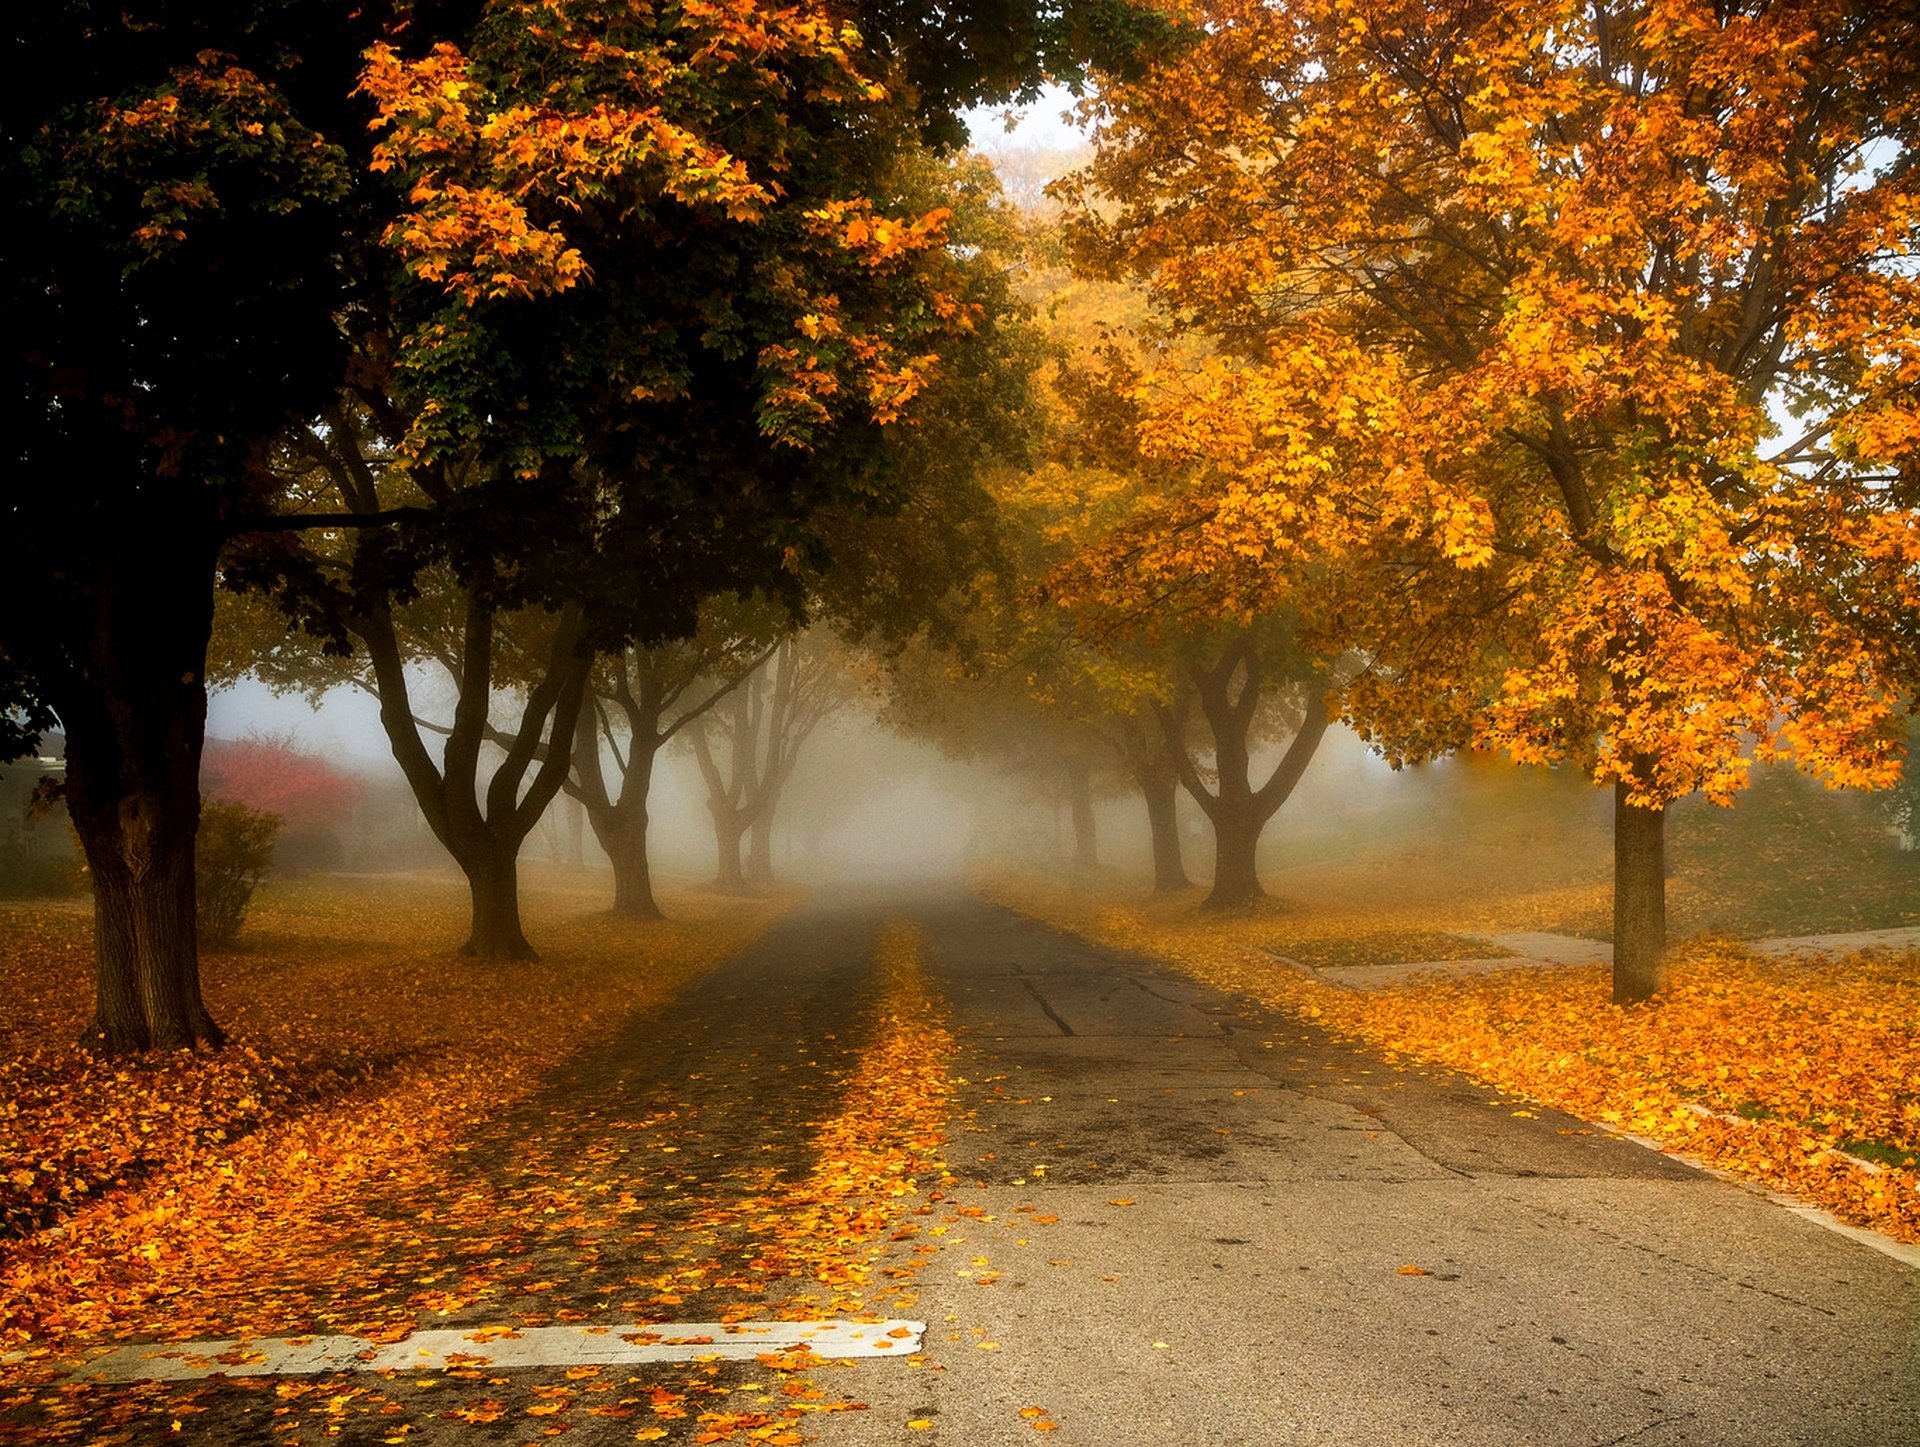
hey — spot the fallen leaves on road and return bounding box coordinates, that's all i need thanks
[990,877,1920,1243]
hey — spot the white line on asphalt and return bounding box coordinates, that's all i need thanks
[44,1319,926,1382]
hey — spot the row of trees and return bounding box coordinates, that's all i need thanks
[6,0,1916,1054]
[2,0,1175,1052]
[890,0,1920,1005]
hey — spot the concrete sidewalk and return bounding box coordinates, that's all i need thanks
[1309,924,1920,991]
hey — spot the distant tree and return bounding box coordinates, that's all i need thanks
[570,600,785,919]
[201,732,362,832]
[691,633,853,891]
[1152,624,1334,909]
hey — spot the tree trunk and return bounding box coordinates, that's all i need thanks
[1204,801,1265,910]
[609,821,664,919]
[746,773,784,886]
[60,528,224,1053]
[1066,757,1099,871]
[562,794,585,869]
[81,856,149,1053]
[747,811,775,885]
[462,841,536,960]
[606,756,663,921]
[713,814,749,893]
[1612,783,1667,1004]
[1139,767,1191,892]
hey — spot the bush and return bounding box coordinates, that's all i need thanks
[197,800,281,946]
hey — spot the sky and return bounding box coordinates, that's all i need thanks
[964,86,1089,152]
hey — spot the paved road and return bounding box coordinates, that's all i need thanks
[9,889,1915,1446]
[815,891,1919,1446]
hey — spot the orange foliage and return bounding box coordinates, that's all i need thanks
[1061,0,1920,807]
[989,877,1920,1243]
[0,881,962,1445]
[358,1,973,461]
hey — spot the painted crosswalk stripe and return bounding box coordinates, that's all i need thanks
[53,1319,926,1381]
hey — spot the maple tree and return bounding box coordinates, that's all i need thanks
[1060,0,1920,999]
[998,264,1343,907]
[0,2,400,1050]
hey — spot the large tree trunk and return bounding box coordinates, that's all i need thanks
[61,530,224,1053]
[1204,800,1265,910]
[1066,757,1099,871]
[609,821,663,919]
[461,839,536,960]
[1139,766,1191,892]
[1612,783,1667,1004]
[747,812,775,885]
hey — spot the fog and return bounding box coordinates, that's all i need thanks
[201,674,1582,892]
[197,657,1910,939]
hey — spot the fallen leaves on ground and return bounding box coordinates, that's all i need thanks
[0,879,963,1445]
[0,876,785,1350]
[987,876,1920,1243]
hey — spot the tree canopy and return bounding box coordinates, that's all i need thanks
[1060,0,1920,995]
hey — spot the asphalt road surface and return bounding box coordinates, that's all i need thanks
[9,889,1916,1446]
[825,892,1919,1445]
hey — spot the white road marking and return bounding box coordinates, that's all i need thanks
[55,1319,926,1382]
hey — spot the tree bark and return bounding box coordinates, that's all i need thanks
[1206,799,1266,909]
[609,819,663,919]
[561,794,585,869]
[462,840,535,959]
[747,806,776,885]
[571,682,668,920]
[1138,764,1191,892]
[60,527,225,1052]
[1066,756,1099,871]
[712,813,749,893]
[1612,782,1667,1004]
[603,753,664,920]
